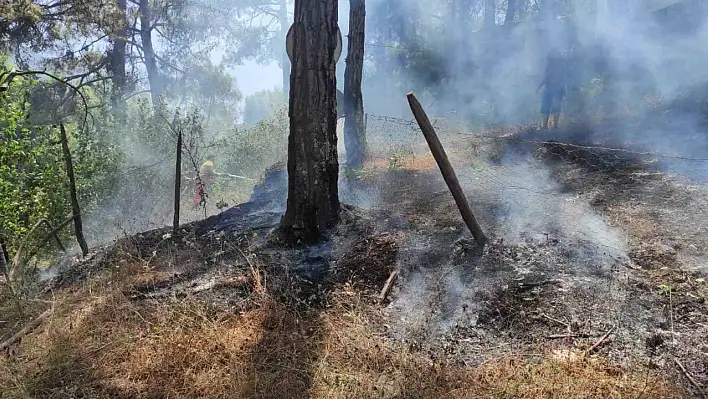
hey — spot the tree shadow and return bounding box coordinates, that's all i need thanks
[238,300,324,398]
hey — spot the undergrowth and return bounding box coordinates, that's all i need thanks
[0,256,684,399]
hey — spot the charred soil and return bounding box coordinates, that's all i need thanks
[1,124,706,398]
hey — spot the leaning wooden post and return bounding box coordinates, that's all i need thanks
[173,128,183,236]
[59,123,89,256]
[406,92,487,248]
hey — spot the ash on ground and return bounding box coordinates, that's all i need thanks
[42,121,708,397]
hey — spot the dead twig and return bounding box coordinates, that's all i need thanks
[547,333,595,339]
[378,270,399,304]
[518,280,560,292]
[190,276,253,294]
[0,304,54,352]
[673,358,705,394]
[584,326,615,356]
[540,313,570,329]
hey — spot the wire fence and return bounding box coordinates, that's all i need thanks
[75,110,708,272]
[362,111,708,270]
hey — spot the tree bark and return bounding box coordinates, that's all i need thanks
[280,0,290,98]
[279,0,340,244]
[139,0,162,103]
[343,0,366,169]
[59,124,89,256]
[110,0,128,114]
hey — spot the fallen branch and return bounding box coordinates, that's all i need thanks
[673,358,705,394]
[378,270,399,304]
[584,326,615,356]
[130,276,252,300]
[0,305,54,352]
[190,276,252,294]
[518,280,560,292]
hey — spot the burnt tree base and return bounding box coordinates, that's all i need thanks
[278,0,341,245]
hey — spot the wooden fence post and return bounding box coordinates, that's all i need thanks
[173,128,183,236]
[406,93,487,248]
[59,124,89,256]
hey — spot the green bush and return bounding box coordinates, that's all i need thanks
[0,70,122,259]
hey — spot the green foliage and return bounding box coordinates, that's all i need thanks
[243,88,286,125]
[0,77,70,256]
[224,105,288,180]
[0,66,122,258]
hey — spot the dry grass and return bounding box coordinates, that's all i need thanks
[0,262,686,399]
[0,148,695,397]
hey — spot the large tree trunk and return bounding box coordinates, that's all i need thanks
[139,0,162,103]
[279,0,290,98]
[343,0,366,169]
[110,0,127,116]
[278,0,340,244]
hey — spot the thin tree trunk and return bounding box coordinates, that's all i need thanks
[343,0,366,169]
[173,128,182,236]
[484,0,495,30]
[280,0,290,98]
[540,0,555,22]
[59,124,89,256]
[279,0,340,244]
[504,0,517,28]
[139,0,162,103]
[110,0,128,114]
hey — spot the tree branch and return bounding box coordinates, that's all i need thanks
[3,70,90,133]
[64,59,108,82]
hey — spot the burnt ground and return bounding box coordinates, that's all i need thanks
[11,119,707,397]
[420,122,708,395]
[340,121,707,397]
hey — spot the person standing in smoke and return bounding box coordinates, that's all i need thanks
[193,154,221,210]
[537,51,567,130]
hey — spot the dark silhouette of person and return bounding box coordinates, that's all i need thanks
[538,51,567,130]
